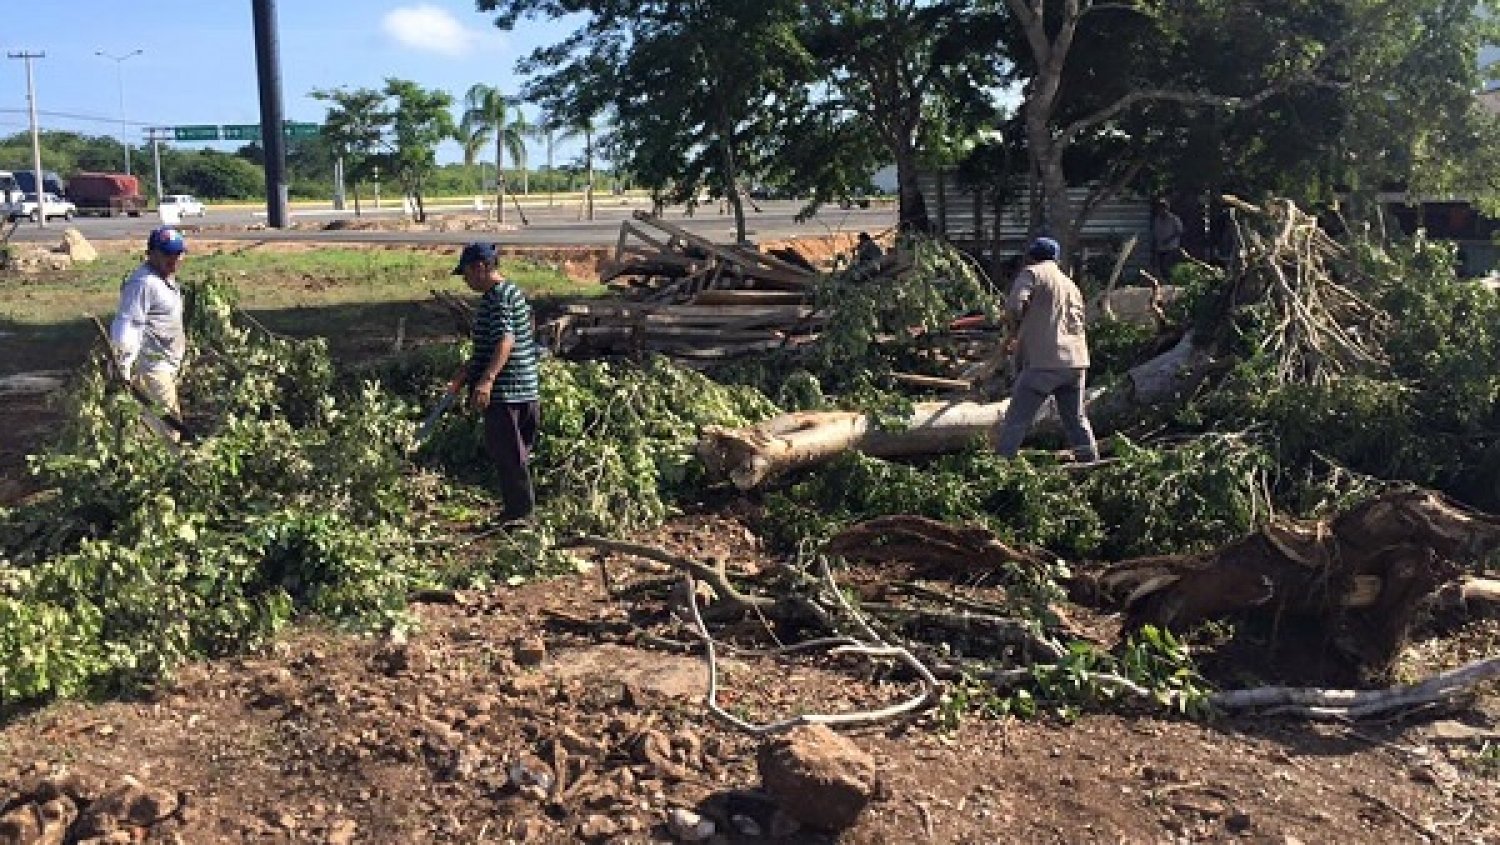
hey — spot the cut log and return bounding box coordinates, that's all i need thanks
[700,400,1009,489]
[698,332,1217,489]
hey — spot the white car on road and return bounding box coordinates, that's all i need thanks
[160,194,207,217]
[9,192,76,222]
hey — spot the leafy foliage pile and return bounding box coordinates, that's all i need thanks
[418,355,778,539]
[0,281,424,703]
[0,278,779,704]
[1183,234,1500,510]
[763,434,1272,563]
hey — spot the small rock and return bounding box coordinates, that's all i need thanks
[758,725,878,831]
[1226,811,1252,833]
[0,803,42,844]
[513,636,547,667]
[667,807,716,842]
[61,228,99,263]
[577,814,618,841]
[327,818,358,845]
[508,753,555,792]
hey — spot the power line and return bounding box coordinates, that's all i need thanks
[0,107,158,127]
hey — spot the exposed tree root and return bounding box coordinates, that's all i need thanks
[1094,489,1500,674]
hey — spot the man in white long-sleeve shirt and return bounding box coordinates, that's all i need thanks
[111,227,188,420]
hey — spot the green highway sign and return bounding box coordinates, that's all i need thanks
[221,124,260,141]
[168,122,323,143]
[173,125,220,142]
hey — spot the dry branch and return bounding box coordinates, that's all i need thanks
[1210,656,1500,720]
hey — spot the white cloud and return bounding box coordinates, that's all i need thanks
[382,5,501,58]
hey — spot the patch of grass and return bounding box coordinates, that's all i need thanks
[0,248,594,325]
[0,247,597,374]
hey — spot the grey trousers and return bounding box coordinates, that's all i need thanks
[992,367,1099,462]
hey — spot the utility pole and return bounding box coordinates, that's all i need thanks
[252,0,290,228]
[145,127,168,207]
[8,51,46,229]
[96,49,143,175]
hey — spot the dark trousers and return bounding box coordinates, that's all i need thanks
[483,399,541,520]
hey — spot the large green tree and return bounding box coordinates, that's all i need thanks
[169,149,264,199]
[311,86,391,216]
[383,79,457,222]
[482,0,810,242]
[993,0,1500,257]
[798,0,1004,232]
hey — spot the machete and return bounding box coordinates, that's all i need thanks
[87,314,187,452]
[414,390,458,444]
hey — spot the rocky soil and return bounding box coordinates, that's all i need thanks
[0,514,1497,844]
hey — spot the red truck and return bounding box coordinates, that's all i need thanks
[67,172,145,217]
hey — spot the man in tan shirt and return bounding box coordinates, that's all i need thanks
[992,236,1099,462]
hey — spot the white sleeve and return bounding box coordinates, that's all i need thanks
[1006,268,1036,319]
[110,276,150,376]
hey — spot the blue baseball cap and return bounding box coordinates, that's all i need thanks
[146,227,187,255]
[1026,236,1060,261]
[452,242,497,275]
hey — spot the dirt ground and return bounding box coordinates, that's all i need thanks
[1,236,1498,844]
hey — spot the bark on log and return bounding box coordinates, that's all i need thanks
[699,400,1011,490]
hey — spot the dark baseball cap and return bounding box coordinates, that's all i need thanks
[146,227,187,255]
[1026,236,1060,261]
[452,242,497,275]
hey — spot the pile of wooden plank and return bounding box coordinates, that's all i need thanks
[534,212,836,362]
[545,299,823,362]
[600,211,819,302]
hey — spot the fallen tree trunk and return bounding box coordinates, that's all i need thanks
[699,333,1217,489]
[699,400,1012,490]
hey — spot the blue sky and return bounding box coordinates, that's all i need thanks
[0,1,578,166]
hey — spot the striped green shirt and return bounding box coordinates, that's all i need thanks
[467,281,540,402]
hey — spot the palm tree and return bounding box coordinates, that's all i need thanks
[573,114,598,221]
[508,109,535,195]
[461,83,526,223]
[453,118,489,193]
[534,113,581,207]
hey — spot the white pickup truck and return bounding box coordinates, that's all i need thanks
[8,192,77,222]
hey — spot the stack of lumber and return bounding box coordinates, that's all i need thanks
[546,300,822,361]
[600,211,819,302]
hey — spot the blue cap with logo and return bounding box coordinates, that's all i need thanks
[452,242,497,275]
[1026,236,1060,261]
[146,227,187,255]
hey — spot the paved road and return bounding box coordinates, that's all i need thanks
[6,199,896,248]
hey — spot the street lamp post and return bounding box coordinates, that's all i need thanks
[95,49,143,175]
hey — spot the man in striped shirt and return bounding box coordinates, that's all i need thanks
[445,243,542,522]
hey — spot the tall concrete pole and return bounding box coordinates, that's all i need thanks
[8,51,47,229]
[252,0,289,228]
[150,130,165,204]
